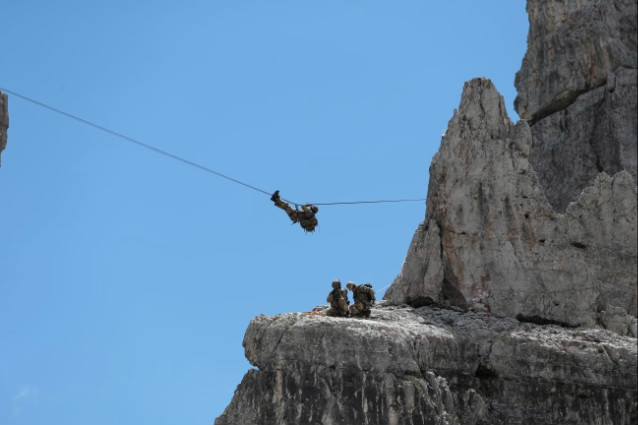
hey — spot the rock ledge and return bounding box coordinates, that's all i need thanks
[216,304,637,425]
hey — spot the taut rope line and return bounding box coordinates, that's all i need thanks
[1,87,426,206]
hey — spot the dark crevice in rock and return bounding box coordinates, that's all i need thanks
[477,182,488,233]
[441,277,469,311]
[516,314,578,328]
[529,85,597,126]
[406,295,438,309]
[590,95,610,174]
[475,364,499,379]
[406,297,467,315]
[571,241,587,249]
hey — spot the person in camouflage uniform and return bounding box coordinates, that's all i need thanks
[326,280,350,317]
[346,281,376,318]
[271,190,319,232]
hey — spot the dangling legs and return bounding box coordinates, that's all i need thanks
[271,190,298,223]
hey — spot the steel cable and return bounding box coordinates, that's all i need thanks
[1,87,426,206]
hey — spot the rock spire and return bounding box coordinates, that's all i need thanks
[384,78,637,336]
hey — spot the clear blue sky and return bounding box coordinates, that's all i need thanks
[1,1,528,423]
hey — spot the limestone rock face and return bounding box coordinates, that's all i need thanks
[216,305,637,425]
[385,78,637,336]
[0,91,8,167]
[514,0,636,122]
[514,0,637,210]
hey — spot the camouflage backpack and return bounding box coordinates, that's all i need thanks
[356,284,375,303]
[299,216,318,231]
[298,204,318,232]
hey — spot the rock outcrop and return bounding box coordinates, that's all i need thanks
[0,90,8,167]
[216,305,637,425]
[384,78,637,337]
[514,0,637,211]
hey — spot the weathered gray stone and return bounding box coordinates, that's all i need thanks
[385,78,637,333]
[0,91,8,167]
[528,67,638,210]
[216,305,637,425]
[514,0,637,123]
[514,0,637,210]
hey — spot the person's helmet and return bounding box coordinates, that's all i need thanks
[311,205,319,213]
[332,280,341,288]
[346,281,355,290]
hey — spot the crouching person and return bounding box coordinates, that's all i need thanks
[346,281,376,318]
[326,280,350,317]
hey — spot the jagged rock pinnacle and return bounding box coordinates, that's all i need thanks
[386,77,636,335]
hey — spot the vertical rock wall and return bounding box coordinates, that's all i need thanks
[514,0,637,211]
[0,91,8,167]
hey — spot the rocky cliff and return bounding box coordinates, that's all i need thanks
[216,305,636,425]
[384,78,637,337]
[216,1,637,423]
[387,0,637,337]
[0,90,8,167]
[514,0,637,211]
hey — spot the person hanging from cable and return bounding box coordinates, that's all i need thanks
[271,190,319,232]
